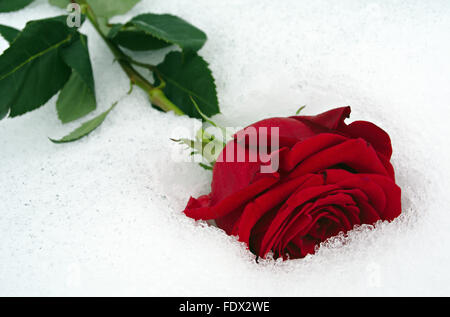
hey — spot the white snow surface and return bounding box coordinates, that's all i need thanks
[1,0,450,296]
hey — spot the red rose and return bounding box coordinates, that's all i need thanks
[183,107,401,259]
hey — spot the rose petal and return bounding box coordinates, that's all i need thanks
[212,141,267,203]
[248,209,278,255]
[339,120,393,159]
[185,194,210,210]
[325,169,387,213]
[357,200,382,223]
[215,206,244,235]
[280,133,348,171]
[183,172,279,220]
[291,106,351,131]
[237,174,315,244]
[290,234,318,258]
[289,138,391,179]
[234,117,325,148]
[260,182,338,256]
[278,214,312,254]
[360,174,402,221]
[184,142,281,221]
[278,192,357,252]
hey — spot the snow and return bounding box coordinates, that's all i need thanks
[1,0,450,296]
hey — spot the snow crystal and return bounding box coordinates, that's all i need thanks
[1,0,450,296]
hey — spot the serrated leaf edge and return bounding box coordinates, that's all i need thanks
[157,52,219,114]
[0,33,73,81]
[49,102,116,143]
[128,13,207,52]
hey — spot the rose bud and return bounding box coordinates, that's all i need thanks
[183,107,401,260]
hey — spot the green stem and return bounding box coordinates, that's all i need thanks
[77,1,184,115]
[123,57,167,89]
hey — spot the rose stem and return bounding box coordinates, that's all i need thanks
[74,0,185,115]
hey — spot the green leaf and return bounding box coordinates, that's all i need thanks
[108,26,170,51]
[97,16,112,36]
[0,25,20,44]
[189,96,218,126]
[56,72,96,123]
[89,0,140,18]
[43,10,87,26]
[155,51,219,118]
[110,13,206,52]
[60,33,95,93]
[172,126,225,166]
[50,103,116,143]
[57,33,96,123]
[0,18,75,118]
[49,0,140,18]
[199,163,213,171]
[0,106,7,120]
[48,0,68,8]
[295,105,306,115]
[0,0,34,12]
